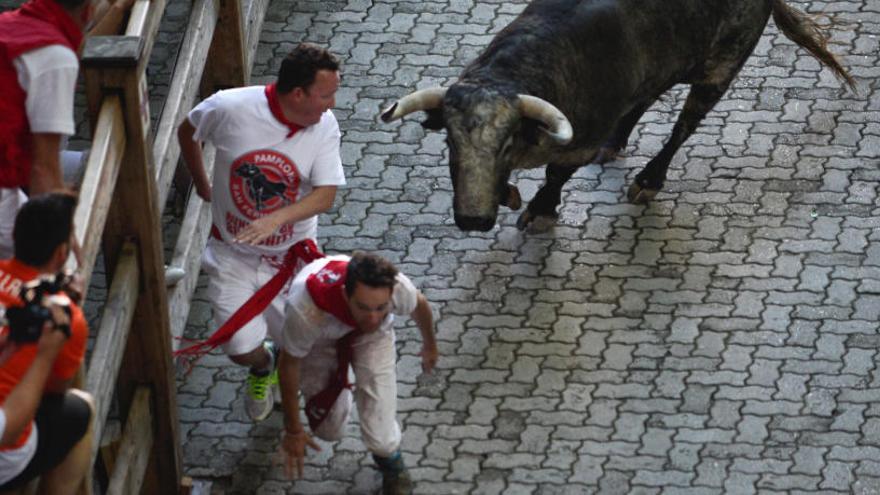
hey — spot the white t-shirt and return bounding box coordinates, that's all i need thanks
[13,44,79,136]
[0,412,37,485]
[281,255,419,358]
[187,86,345,256]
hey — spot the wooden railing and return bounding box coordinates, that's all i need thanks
[72,0,268,492]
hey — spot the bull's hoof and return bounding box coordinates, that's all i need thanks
[502,184,522,210]
[516,210,557,233]
[626,182,659,204]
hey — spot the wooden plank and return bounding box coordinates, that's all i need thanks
[123,0,150,36]
[64,96,126,286]
[93,65,181,495]
[153,0,218,209]
[168,146,215,348]
[200,0,248,95]
[99,420,122,481]
[126,0,167,77]
[106,387,153,495]
[243,0,270,70]
[84,243,139,465]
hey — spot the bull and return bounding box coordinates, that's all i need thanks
[380,0,855,232]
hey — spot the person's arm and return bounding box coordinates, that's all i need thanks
[87,0,136,37]
[234,186,337,245]
[410,292,438,373]
[277,349,320,478]
[1,325,67,446]
[29,133,65,194]
[177,119,212,202]
[42,302,84,393]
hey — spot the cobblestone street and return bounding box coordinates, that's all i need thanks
[0,0,871,492]
[0,0,874,492]
[176,1,880,493]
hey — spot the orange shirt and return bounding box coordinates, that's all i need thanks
[0,258,87,449]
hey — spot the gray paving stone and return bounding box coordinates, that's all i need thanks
[43,0,859,490]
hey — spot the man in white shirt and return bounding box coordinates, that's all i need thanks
[177,43,346,421]
[277,251,438,495]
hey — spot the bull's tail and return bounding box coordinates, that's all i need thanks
[771,0,857,91]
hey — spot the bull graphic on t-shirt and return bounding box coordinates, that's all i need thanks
[234,162,290,211]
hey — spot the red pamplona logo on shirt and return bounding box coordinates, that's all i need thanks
[230,149,301,218]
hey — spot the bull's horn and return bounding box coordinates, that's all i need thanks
[517,94,573,145]
[380,87,448,122]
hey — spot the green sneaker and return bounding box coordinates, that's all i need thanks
[245,369,274,421]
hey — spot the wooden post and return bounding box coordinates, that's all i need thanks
[106,387,154,495]
[200,0,248,96]
[80,35,181,494]
[153,0,219,209]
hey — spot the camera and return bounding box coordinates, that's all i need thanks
[1,272,74,344]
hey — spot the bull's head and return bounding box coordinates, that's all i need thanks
[381,85,572,231]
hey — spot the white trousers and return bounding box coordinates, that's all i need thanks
[0,150,86,260]
[202,239,295,356]
[300,329,402,457]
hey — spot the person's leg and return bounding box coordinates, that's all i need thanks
[59,150,87,187]
[203,241,274,420]
[37,390,93,495]
[351,331,410,494]
[0,390,92,494]
[298,339,352,441]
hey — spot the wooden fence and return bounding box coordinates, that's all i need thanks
[71,0,268,492]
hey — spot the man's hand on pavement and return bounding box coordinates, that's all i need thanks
[279,429,321,479]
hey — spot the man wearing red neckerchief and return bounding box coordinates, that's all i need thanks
[177,43,345,421]
[0,0,134,260]
[277,251,438,495]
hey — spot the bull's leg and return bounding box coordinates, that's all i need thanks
[516,163,578,232]
[594,102,651,164]
[628,83,728,203]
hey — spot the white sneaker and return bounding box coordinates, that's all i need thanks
[245,341,280,421]
[245,369,275,421]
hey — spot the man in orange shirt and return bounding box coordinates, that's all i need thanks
[0,192,93,493]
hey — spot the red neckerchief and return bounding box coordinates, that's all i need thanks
[0,0,83,187]
[264,83,303,139]
[174,239,324,371]
[13,0,84,53]
[305,260,357,329]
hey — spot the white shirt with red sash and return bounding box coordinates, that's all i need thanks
[280,255,418,359]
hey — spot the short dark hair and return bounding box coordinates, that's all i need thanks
[13,192,78,267]
[277,43,340,94]
[54,0,89,9]
[345,252,398,296]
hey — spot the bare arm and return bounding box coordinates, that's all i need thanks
[410,292,438,373]
[29,133,64,194]
[234,186,338,245]
[1,326,67,446]
[87,0,135,37]
[177,119,212,202]
[278,350,320,478]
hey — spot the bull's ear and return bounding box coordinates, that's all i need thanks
[520,118,542,145]
[421,109,445,130]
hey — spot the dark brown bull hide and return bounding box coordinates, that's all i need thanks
[381,0,854,232]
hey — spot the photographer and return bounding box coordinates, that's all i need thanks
[1,324,67,442]
[0,192,93,493]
